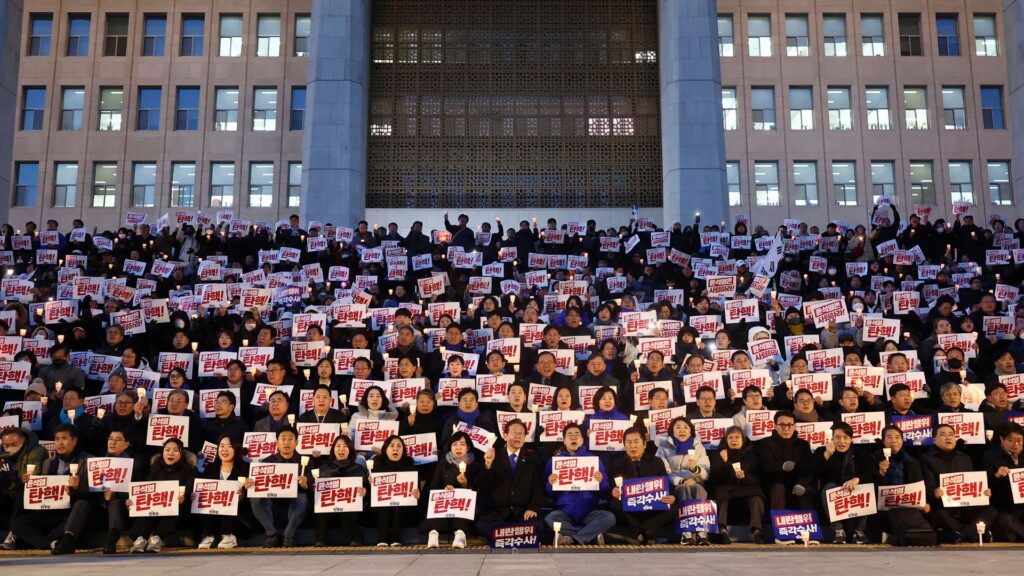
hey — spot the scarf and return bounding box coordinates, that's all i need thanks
[60,405,85,424]
[456,407,480,427]
[672,435,697,454]
[445,451,475,466]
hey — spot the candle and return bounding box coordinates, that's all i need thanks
[97,408,106,420]
[69,463,79,476]
[40,397,47,407]
[303,369,310,379]
[800,530,810,547]
[57,334,65,343]
[731,462,742,472]
[629,414,637,423]
[287,414,296,426]
[178,486,186,498]
[458,461,467,474]
[614,476,623,488]
[18,328,25,337]
[366,459,375,472]
[191,342,199,352]
[977,521,986,546]
[66,409,75,422]
[531,403,539,413]
[300,456,310,472]
[55,381,63,392]
[237,476,246,489]
[339,394,347,405]
[242,339,249,347]
[882,448,892,460]
[311,469,320,479]
[340,422,349,436]
[26,464,35,476]
[137,387,147,400]
[633,359,641,374]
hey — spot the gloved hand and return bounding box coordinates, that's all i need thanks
[792,484,806,497]
[782,460,796,472]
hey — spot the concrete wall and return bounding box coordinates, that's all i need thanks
[1007,0,1024,213]
[301,0,370,227]
[0,0,22,225]
[658,0,729,229]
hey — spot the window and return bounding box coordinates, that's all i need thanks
[974,14,998,56]
[137,87,161,130]
[219,14,243,57]
[210,163,235,207]
[910,161,935,204]
[28,14,52,56]
[175,87,200,131]
[92,163,117,208]
[54,163,78,207]
[718,15,734,57]
[98,87,123,131]
[295,15,310,56]
[288,162,302,207]
[871,161,895,203]
[861,14,884,56]
[256,15,281,57]
[180,14,204,56]
[290,86,306,131]
[865,87,891,130]
[828,87,852,130]
[214,87,239,131]
[942,87,967,130]
[981,86,1005,130]
[948,161,974,204]
[785,14,809,57]
[903,87,929,130]
[789,87,813,131]
[936,14,960,56]
[67,14,90,56]
[832,162,857,206]
[721,88,738,131]
[143,14,166,56]
[823,15,847,57]
[751,87,775,131]
[748,15,772,57]
[21,87,45,131]
[793,162,818,206]
[171,163,196,207]
[249,163,274,207]
[899,14,922,56]
[754,162,780,206]
[60,87,85,131]
[726,162,741,206]
[13,163,38,207]
[131,163,156,207]
[253,87,277,131]
[988,162,1012,205]
[104,14,128,56]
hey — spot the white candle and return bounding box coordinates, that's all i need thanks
[731,462,741,472]
[339,394,347,405]
[137,387,147,400]
[191,342,199,351]
[458,461,467,474]
[96,408,106,420]
[242,339,249,347]
[69,463,79,475]
[303,369,310,379]
[530,403,539,413]
[366,459,375,472]
[311,469,320,479]
[55,381,63,392]
[287,414,296,426]
[67,409,75,422]
[977,521,986,546]
[800,530,810,547]
[178,486,186,498]
[882,448,892,460]
[26,464,35,476]
[614,476,623,488]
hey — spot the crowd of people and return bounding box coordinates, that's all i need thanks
[0,203,1023,555]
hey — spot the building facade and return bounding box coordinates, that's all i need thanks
[1,0,1021,233]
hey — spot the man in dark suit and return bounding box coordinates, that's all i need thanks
[473,418,545,535]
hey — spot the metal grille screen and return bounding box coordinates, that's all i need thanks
[367,0,662,209]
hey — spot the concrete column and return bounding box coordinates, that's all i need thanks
[302,0,371,226]
[1005,0,1024,206]
[0,0,23,224]
[658,0,727,229]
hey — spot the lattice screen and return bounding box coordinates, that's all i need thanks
[368,0,662,209]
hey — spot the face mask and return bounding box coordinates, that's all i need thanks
[936,226,945,233]
[946,358,963,370]
[245,323,257,331]
[787,317,801,326]
[852,302,864,312]
[118,233,126,240]
[174,319,185,328]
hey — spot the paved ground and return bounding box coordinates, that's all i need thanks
[1,547,1021,575]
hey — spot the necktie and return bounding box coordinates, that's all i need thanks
[509,453,517,474]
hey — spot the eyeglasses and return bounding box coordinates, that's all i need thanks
[776,423,795,429]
